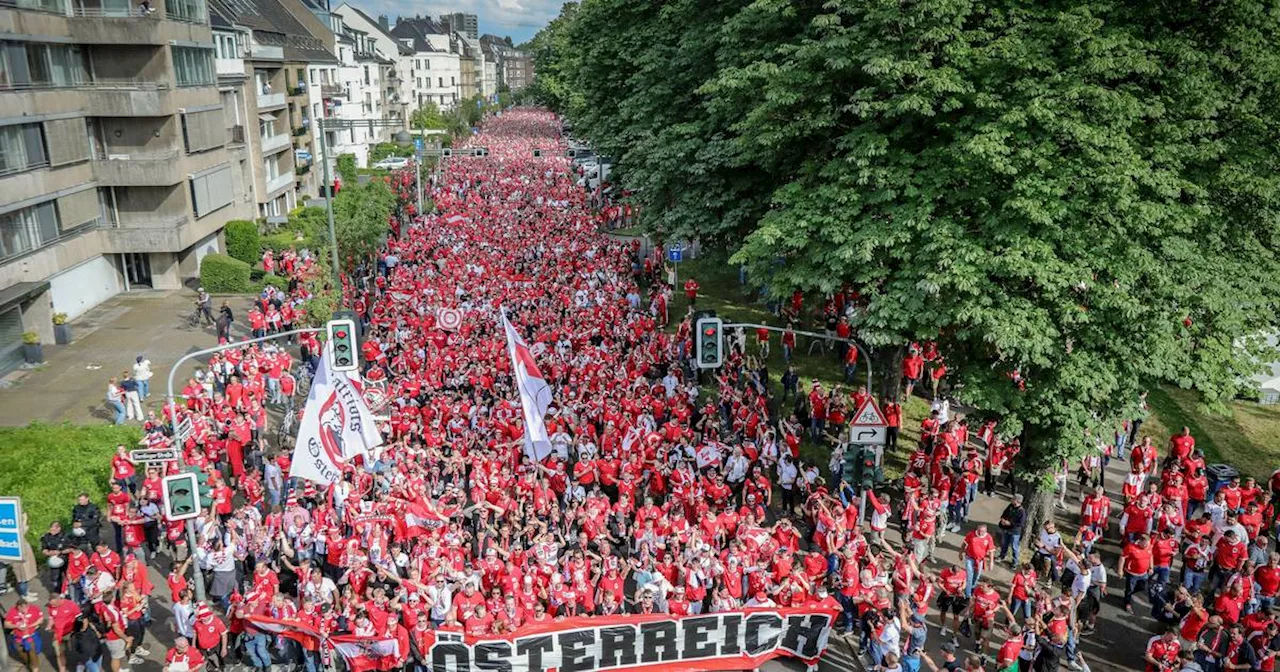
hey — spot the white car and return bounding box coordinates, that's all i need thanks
[372,156,410,170]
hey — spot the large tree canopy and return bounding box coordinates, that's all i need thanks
[529,0,1280,481]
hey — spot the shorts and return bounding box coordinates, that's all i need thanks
[938,594,969,615]
[12,632,42,654]
[106,638,127,660]
[971,616,995,637]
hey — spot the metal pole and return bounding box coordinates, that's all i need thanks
[415,149,423,217]
[164,327,323,603]
[318,121,342,296]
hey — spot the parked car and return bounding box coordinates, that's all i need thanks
[372,156,410,170]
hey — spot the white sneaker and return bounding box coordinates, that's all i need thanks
[135,647,151,656]
[941,627,951,636]
[129,655,145,665]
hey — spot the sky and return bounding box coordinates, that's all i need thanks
[349,0,568,45]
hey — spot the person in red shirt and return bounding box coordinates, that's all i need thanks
[883,398,902,453]
[1144,628,1181,672]
[903,347,925,398]
[192,603,227,670]
[683,278,699,305]
[1210,529,1247,594]
[5,599,45,670]
[164,637,205,671]
[960,525,996,597]
[1122,534,1155,612]
[935,565,969,637]
[966,578,1013,654]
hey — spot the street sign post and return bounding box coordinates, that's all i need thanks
[130,448,180,464]
[667,244,683,286]
[849,399,888,445]
[0,497,24,563]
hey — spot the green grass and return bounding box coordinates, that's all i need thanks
[663,254,932,481]
[1143,387,1280,481]
[0,423,141,547]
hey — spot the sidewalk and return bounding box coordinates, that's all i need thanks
[0,291,255,426]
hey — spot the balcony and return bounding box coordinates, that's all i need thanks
[260,133,290,155]
[265,172,293,196]
[320,84,343,98]
[94,151,182,186]
[257,91,286,111]
[102,214,190,253]
[288,83,308,97]
[216,58,244,78]
[250,44,283,61]
[83,80,176,117]
[67,6,166,44]
[226,125,245,145]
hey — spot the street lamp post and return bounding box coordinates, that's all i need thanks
[316,116,411,301]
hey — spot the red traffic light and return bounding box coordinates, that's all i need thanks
[703,327,716,336]
[335,330,347,339]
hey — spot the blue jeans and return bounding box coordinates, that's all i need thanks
[964,557,981,597]
[246,633,272,668]
[137,379,149,399]
[79,659,103,672]
[108,400,125,424]
[999,530,1022,562]
[1010,597,1032,620]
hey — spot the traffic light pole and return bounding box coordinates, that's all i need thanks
[164,327,323,602]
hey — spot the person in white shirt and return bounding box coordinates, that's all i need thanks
[132,355,153,399]
[777,456,799,513]
[725,449,749,486]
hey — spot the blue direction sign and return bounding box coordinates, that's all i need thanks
[667,245,683,263]
[0,497,23,562]
[413,137,425,153]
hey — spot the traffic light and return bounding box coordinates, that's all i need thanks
[694,317,723,369]
[442,148,453,158]
[567,149,577,159]
[327,317,359,372]
[532,149,542,158]
[161,472,201,521]
[182,465,215,509]
[472,147,490,157]
[859,446,878,490]
[843,448,860,486]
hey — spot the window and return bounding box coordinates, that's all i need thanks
[0,42,87,89]
[6,0,65,14]
[363,66,369,86]
[259,114,277,139]
[173,47,214,87]
[0,201,58,260]
[425,60,430,70]
[190,165,232,217]
[450,76,455,87]
[437,77,443,88]
[215,33,239,60]
[0,124,48,176]
[167,0,205,23]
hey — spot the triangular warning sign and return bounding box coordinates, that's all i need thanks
[852,399,887,426]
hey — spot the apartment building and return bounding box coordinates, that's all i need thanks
[333,4,412,128]
[0,0,255,370]
[479,34,532,92]
[437,11,476,40]
[390,16,460,111]
[208,0,337,214]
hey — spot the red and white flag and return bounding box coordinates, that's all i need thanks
[329,634,402,672]
[501,312,553,462]
[400,501,455,538]
[245,615,321,651]
[695,442,724,469]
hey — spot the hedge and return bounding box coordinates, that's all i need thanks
[200,253,253,293]
[225,220,261,265]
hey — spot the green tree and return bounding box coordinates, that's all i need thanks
[541,0,1280,527]
[411,103,447,130]
[332,180,394,266]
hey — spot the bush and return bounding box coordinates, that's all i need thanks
[261,231,302,251]
[224,220,261,265]
[337,154,357,184]
[260,273,287,291]
[200,253,253,293]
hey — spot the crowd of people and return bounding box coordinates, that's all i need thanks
[4,109,1279,672]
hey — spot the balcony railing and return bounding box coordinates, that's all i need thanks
[226,125,245,145]
[265,172,293,195]
[0,159,51,179]
[261,133,290,155]
[257,91,286,109]
[250,44,284,60]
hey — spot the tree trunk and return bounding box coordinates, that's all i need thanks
[1017,424,1061,560]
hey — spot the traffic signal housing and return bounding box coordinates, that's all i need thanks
[859,446,879,490]
[327,318,359,372]
[161,472,201,521]
[694,316,723,369]
[533,149,542,158]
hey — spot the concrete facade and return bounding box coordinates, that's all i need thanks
[0,0,255,370]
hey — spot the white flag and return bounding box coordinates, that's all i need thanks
[501,312,553,462]
[289,348,384,485]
